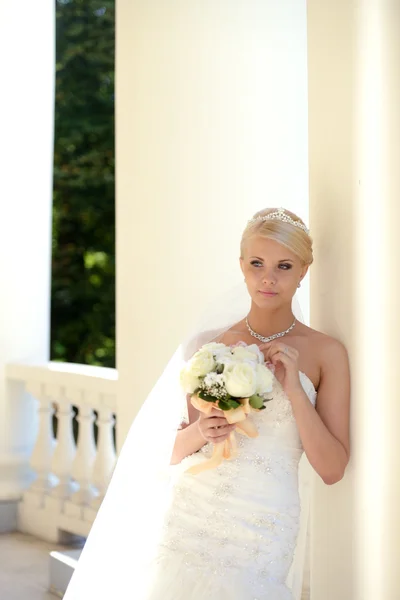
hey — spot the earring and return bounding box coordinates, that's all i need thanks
[297,282,301,288]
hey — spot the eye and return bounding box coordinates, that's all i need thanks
[279,263,292,270]
[250,260,263,267]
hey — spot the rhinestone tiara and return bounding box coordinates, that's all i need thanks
[248,207,310,235]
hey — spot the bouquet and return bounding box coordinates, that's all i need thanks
[180,341,274,475]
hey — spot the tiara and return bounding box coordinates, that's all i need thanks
[248,207,310,235]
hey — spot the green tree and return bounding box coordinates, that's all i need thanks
[51,0,115,367]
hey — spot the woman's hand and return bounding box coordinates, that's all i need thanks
[197,407,236,444]
[259,340,303,398]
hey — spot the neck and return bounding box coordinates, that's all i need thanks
[246,303,296,337]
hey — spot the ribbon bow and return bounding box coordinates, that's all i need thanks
[186,394,259,475]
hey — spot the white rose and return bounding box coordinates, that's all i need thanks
[214,346,234,363]
[217,354,234,366]
[201,342,227,353]
[217,345,233,355]
[255,364,274,395]
[180,368,200,393]
[188,348,216,377]
[231,344,265,365]
[224,363,257,398]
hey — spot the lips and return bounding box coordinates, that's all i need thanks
[259,290,277,297]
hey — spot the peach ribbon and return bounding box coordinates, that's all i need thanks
[186,394,259,475]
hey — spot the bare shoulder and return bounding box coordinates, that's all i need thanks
[313,330,348,364]
[215,321,247,346]
[304,329,350,395]
[298,322,348,358]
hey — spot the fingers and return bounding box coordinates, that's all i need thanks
[201,416,228,428]
[199,410,229,427]
[205,425,235,443]
[208,423,235,436]
[197,413,236,443]
[270,352,291,369]
[259,340,296,352]
[260,341,299,362]
[258,341,271,352]
[205,419,235,437]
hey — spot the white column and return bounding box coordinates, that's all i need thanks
[308,1,400,598]
[0,0,54,519]
[116,0,309,449]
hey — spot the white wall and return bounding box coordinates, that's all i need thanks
[308,1,400,598]
[307,3,356,598]
[116,0,309,446]
[0,0,54,504]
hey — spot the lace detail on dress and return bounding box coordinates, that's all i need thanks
[140,373,317,599]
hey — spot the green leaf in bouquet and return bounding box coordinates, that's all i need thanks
[215,364,224,374]
[227,399,240,409]
[198,391,217,403]
[258,396,273,410]
[249,394,265,410]
[219,398,240,410]
[217,399,233,411]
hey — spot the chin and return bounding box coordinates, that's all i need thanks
[252,294,280,308]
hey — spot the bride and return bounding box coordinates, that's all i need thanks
[64,207,350,600]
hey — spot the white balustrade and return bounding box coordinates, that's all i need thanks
[91,404,117,510]
[50,393,77,500]
[5,361,118,542]
[69,393,97,506]
[26,381,57,496]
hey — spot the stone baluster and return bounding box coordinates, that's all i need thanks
[26,382,56,494]
[91,404,116,510]
[70,395,97,506]
[49,387,77,499]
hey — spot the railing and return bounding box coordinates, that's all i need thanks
[6,361,118,542]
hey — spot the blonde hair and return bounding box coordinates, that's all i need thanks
[240,207,314,265]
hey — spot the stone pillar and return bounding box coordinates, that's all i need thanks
[308,1,400,598]
[0,0,54,530]
[116,0,309,448]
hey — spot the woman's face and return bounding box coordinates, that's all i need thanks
[240,236,308,308]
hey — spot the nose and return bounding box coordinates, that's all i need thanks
[262,270,276,286]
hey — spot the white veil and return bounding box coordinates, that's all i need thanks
[64,284,312,600]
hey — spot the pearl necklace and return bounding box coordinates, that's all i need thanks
[245,317,297,343]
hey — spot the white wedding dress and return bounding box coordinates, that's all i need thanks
[132,371,317,600]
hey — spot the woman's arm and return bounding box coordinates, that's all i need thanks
[170,420,207,465]
[170,397,237,465]
[290,338,350,484]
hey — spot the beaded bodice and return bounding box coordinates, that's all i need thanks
[150,373,317,599]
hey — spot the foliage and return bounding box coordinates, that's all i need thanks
[51,0,115,367]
